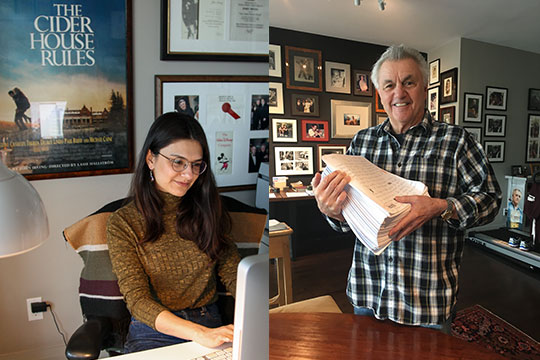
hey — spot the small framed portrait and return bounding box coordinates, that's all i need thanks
[317,144,347,171]
[325,61,351,94]
[463,93,483,122]
[274,146,314,175]
[285,46,323,92]
[527,114,540,162]
[439,106,455,124]
[464,127,482,143]
[484,140,505,163]
[429,59,440,85]
[271,118,297,143]
[485,86,508,111]
[511,165,524,176]
[291,94,320,117]
[440,68,458,104]
[269,82,284,114]
[528,88,540,111]
[376,114,387,125]
[427,86,439,120]
[331,100,372,138]
[484,114,506,137]
[352,70,373,96]
[301,119,329,142]
[269,44,282,78]
[375,90,386,113]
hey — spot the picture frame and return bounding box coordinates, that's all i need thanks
[511,165,523,176]
[485,86,508,111]
[291,94,320,117]
[352,69,373,96]
[331,100,372,138]
[325,61,351,94]
[429,59,440,85]
[427,86,439,120]
[160,0,268,62]
[317,144,347,171]
[526,114,540,163]
[484,114,506,137]
[272,118,297,143]
[376,114,388,125]
[464,127,482,143]
[528,88,540,111]
[155,75,268,190]
[0,0,134,180]
[440,68,458,104]
[269,82,284,114]
[285,46,323,92]
[301,119,329,142]
[269,44,282,78]
[484,140,505,163]
[375,90,386,113]
[274,146,314,175]
[463,93,483,122]
[439,106,455,124]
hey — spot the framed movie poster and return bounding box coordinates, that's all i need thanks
[160,0,269,62]
[155,75,268,190]
[285,46,323,92]
[0,0,133,180]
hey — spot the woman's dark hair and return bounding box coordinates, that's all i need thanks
[130,112,231,261]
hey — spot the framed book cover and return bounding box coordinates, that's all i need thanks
[0,0,133,180]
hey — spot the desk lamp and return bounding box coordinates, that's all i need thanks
[0,158,49,258]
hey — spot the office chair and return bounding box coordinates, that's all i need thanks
[64,195,267,359]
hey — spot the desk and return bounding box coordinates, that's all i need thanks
[269,223,294,306]
[269,313,505,360]
[110,341,229,360]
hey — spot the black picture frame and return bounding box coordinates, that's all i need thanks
[429,59,440,85]
[440,68,458,104]
[485,86,508,111]
[463,93,483,123]
[526,114,540,163]
[484,114,506,137]
[440,106,455,124]
[528,88,540,111]
[291,94,320,117]
[285,46,323,92]
[464,127,482,143]
[484,140,505,163]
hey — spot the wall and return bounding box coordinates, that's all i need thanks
[0,0,267,358]
[459,38,540,230]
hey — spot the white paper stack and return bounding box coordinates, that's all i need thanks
[322,154,429,255]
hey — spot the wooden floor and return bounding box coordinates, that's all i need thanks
[270,240,540,341]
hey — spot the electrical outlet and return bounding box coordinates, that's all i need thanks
[26,297,43,321]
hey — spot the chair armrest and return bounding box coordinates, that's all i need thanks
[65,317,111,360]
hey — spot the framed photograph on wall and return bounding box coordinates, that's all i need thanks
[527,114,540,162]
[269,44,282,77]
[301,119,329,142]
[160,0,268,61]
[274,146,313,175]
[376,114,388,125]
[271,118,297,143]
[352,69,373,96]
[485,86,508,111]
[0,0,134,180]
[484,140,505,163]
[464,127,482,143]
[528,88,540,111]
[331,100,372,138]
[427,86,439,120]
[463,93,483,122]
[291,94,319,117]
[285,46,323,92]
[484,114,506,137]
[375,90,386,113]
[440,106,455,124]
[325,61,351,94]
[440,68,458,104]
[429,59,440,85]
[155,75,268,190]
[269,82,284,114]
[318,144,347,171]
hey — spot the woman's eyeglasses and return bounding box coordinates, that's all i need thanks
[158,153,207,175]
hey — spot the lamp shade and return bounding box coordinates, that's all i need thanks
[0,159,49,258]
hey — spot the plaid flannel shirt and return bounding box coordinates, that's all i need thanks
[328,112,501,325]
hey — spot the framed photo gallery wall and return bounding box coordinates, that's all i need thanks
[155,75,268,190]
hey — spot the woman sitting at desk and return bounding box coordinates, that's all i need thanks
[107,112,240,353]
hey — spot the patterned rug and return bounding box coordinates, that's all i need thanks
[451,304,540,360]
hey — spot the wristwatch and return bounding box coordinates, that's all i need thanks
[440,199,454,221]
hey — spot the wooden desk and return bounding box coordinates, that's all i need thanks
[269,224,294,306]
[269,313,505,360]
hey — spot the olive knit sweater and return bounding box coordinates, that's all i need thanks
[107,192,240,330]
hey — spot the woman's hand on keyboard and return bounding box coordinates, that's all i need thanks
[193,324,234,348]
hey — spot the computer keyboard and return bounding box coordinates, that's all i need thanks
[192,346,232,360]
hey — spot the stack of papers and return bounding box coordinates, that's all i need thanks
[322,154,429,255]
